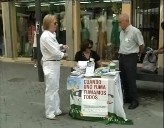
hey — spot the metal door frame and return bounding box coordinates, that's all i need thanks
[132,0,160,50]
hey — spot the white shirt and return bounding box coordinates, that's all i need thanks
[119,25,144,54]
[40,30,64,61]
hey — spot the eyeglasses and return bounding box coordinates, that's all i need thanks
[54,22,58,25]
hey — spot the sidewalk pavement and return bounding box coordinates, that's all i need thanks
[0,56,143,68]
[0,60,163,128]
[0,57,75,67]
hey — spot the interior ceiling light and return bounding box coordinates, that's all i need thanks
[41,3,50,7]
[104,0,122,2]
[28,4,35,8]
[111,0,122,2]
[54,3,65,5]
[80,2,90,4]
[49,2,56,4]
[15,4,21,7]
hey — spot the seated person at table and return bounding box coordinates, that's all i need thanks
[75,39,102,69]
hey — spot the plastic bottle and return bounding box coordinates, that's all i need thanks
[109,62,116,72]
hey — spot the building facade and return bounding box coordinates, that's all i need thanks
[0,0,163,67]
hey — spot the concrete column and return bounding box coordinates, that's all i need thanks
[1,1,17,58]
[72,0,80,58]
[65,0,74,60]
[122,0,132,21]
[158,0,164,68]
[35,0,44,82]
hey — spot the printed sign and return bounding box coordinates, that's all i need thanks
[81,78,108,117]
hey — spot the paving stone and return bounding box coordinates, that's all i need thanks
[0,61,163,128]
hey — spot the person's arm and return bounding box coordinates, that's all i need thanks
[159,46,164,50]
[139,44,145,54]
[96,60,102,68]
[135,29,145,54]
[41,35,65,60]
[74,51,80,67]
[59,44,69,52]
[93,51,102,68]
[153,46,164,54]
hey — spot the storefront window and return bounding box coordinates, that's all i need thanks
[15,1,35,57]
[80,1,122,60]
[14,0,122,61]
[15,0,66,57]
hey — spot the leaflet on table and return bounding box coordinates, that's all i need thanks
[77,61,88,69]
[85,61,95,76]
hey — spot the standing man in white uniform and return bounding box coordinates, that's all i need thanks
[118,13,145,109]
[40,14,69,119]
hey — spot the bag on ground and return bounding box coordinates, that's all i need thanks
[141,49,158,73]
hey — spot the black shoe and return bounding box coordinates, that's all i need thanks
[128,100,139,109]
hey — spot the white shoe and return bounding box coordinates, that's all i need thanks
[46,115,58,120]
[46,116,58,120]
[55,110,62,116]
[55,112,62,116]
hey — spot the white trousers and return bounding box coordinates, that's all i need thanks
[43,61,61,118]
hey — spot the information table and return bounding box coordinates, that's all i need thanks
[67,73,133,125]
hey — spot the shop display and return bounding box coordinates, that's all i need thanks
[96,10,107,59]
[80,6,121,60]
[17,16,28,56]
[14,1,122,60]
[59,11,66,45]
[81,15,90,42]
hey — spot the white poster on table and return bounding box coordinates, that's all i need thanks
[81,78,108,117]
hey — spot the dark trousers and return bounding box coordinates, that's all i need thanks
[119,53,138,102]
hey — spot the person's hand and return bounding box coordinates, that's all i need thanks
[62,45,69,50]
[153,50,159,55]
[63,53,68,60]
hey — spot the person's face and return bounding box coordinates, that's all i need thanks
[86,44,93,52]
[118,17,128,30]
[49,18,58,33]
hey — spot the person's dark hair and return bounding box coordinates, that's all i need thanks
[161,21,164,30]
[80,39,93,51]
